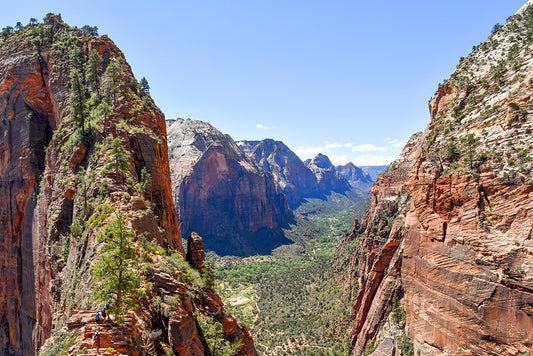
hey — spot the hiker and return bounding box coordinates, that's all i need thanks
[95,311,100,324]
[93,331,101,354]
[101,307,107,322]
[105,302,110,310]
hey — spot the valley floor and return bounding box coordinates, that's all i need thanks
[212,196,370,355]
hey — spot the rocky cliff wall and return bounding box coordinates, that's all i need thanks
[167,119,293,256]
[343,4,533,355]
[237,139,320,207]
[0,15,256,355]
[305,153,352,193]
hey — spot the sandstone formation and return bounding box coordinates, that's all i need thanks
[0,15,256,355]
[167,119,293,256]
[237,139,319,207]
[341,4,533,355]
[186,232,205,273]
[335,162,374,192]
[304,153,351,193]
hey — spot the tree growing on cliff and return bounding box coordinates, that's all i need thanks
[101,137,130,185]
[92,212,140,316]
[463,133,479,169]
[81,25,98,37]
[86,49,102,98]
[69,68,87,134]
[139,77,150,95]
[104,60,122,106]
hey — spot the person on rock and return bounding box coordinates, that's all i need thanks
[95,311,100,324]
[101,307,107,322]
[93,331,101,354]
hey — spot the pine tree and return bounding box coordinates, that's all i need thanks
[102,137,130,184]
[92,212,140,315]
[69,43,85,72]
[86,49,102,98]
[139,77,150,95]
[97,94,113,136]
[104,60,122,106]
[69,68,87,133]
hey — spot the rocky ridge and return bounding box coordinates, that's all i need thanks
[335,162,373,192]
[167,119,293,256]
[304,153,352,194]
[0,15,256,355]
[237,139,320,207]
[340,3,533,355]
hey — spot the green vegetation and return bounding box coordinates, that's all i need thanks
[391,290,405,327]
[139,76,150,95]
[196,314,241,356]
[92,213,141,316]
[214,197,370,355]
[39,330,79,356]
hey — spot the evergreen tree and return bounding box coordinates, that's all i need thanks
[69,68,87,133]
[97,94,113,136]
[69,43,85,72]
[139,77,150,95]
[102,137,130,184]
[463,133,479,169]
[92,212,140,315]
[104,60,122,106]
[29,18,38,25]
[81,25,98,37]
[15,22,23,31]
[86,49,102,97]
[1,26,13,41]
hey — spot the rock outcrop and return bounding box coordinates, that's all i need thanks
[167,119,293,256]
[341,4,533,355]
[335,162,374,192]
[237,139,319,207]
[0,15,256,355]
[304,153,351,193]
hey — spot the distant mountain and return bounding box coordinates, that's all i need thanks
[335,162,374,192]
[167,119,293,256]
[304,153,352,193]
[237,139,319,207]
[358,165,389,180]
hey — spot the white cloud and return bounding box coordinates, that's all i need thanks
[294,146,324,157]
[325,143,343,149]
[351,144,389,152]
[294,137,404,166]
[328,154,350,165]
[385,137,406,148]
[351,154,396,166]
[256,123,269,130]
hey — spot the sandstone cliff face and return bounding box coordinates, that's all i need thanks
[335,162,374,192]
[237,139,319,207]
[167,119,293,256]
[0,15,256,355]
[305,153,351,194]
[342,4,533,355]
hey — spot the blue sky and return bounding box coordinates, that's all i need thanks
[0,1,528,165]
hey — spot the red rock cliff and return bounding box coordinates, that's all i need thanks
[0,14,256,356]
[342,4,533,355]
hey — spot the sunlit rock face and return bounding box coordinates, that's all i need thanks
[237,138,320,208]
[340,3,533,355]
[0,13,264,355]
[167,119,293,256]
